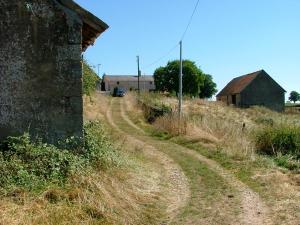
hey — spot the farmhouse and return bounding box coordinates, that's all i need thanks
[102,75,156,92]
[217,70,286,112]
[0,0,108,143]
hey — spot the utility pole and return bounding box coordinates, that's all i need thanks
[137,56,141,94]
[179,41,183,119]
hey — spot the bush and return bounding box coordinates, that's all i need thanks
[0,121,123,193]
[140,101,172,123]
[255,125,300,159]
[0,134,81,192]
[84,121,123,169]
[83,60,100,96]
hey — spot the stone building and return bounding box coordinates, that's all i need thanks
[102,75,156,92]
[217,70,286,112]
[0,0,108,143]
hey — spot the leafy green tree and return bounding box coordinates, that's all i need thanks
[199,74,218,99]
[83,60,100,96]
[154,60,217,98]
[289,91,300,103]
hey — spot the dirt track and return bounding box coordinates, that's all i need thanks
[106,97,272,225]
[106,98,191,223]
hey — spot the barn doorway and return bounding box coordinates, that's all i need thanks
[232,95,236,105]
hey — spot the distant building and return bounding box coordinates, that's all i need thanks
[102,75,156,92]
[217,70,286,112]
[0,0,108,143]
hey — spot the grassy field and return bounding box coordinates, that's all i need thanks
[1,92,299,224]
[127,92,300,224]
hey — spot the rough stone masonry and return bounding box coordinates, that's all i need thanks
[0,0,108,143]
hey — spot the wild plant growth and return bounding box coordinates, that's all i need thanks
[0,121,123,194]
[138,93,300,170]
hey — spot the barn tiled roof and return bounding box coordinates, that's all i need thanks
[103,75,154,82]
[58,0,109,51]
[217,70,263,97]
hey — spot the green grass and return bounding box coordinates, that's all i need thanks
[273,154,300,170]
[169,136,273,195]
[162,143,240,225]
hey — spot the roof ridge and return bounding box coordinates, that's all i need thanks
[216,70,263,97]
[233,69,263,79]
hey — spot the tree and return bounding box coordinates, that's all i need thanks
[199,74,218,99]
[154,60,216,98]
[83,60,100,96]
[289,91,300,103]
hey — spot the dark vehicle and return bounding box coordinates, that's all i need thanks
[113,87,126,97]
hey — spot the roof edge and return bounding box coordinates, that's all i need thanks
[239,70,264,94]
[259,70,287,93]
[58,0,109,32]
[216,70,263,97]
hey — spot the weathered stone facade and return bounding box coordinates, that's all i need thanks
[0,0,108,143]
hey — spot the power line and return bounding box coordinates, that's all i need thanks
[181,0,200,41]
[141,0,200,71]
[142,43,179,70]
[179,0,200,121]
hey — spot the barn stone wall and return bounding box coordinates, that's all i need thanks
[0,0,84,143]
[241,73,285,112]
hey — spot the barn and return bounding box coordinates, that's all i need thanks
[0,0,108,143]
[217,70,286,112]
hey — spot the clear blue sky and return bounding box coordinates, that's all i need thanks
[75,0,300,98]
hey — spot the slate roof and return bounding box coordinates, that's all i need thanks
[103,75,154,82]
[217,70,263,97]
[58,0,109,51]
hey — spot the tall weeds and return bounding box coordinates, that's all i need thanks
[0,121,124,194]
[138,93,300,165]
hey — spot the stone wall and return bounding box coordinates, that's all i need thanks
[0,0,84,143]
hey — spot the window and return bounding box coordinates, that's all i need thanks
[150,81,153,85]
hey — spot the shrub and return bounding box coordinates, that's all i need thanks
[0,134,81,192]
[141,102,172,123]
[83,60,100,96]
[255,125,300,159]
[0,121,123,193]
[83,121,123,169]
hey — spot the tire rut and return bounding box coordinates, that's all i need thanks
[106,98,191,224]
[120,97,273,225]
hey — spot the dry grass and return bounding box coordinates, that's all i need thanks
[0,92,168,225]
[83,92,111,122]
[148,96,300,159]
[0,164,164,225]
[134,93,300,224]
